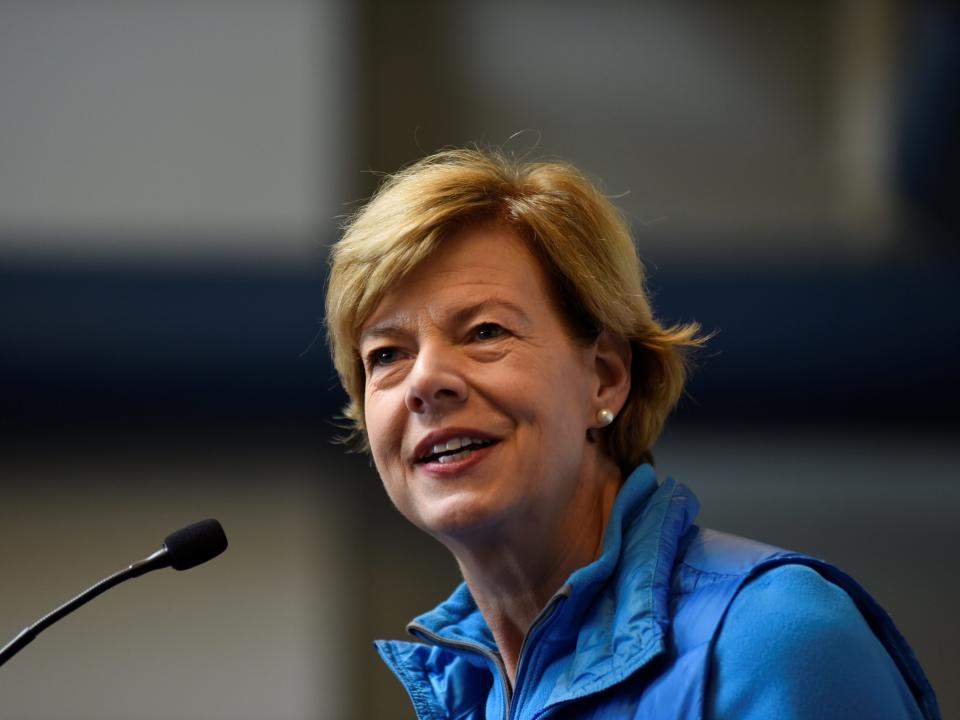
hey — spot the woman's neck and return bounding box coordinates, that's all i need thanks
[446,458,623,686]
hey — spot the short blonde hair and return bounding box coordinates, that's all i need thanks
[326,148,705,469]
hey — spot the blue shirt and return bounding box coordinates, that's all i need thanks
[711,563,925,719]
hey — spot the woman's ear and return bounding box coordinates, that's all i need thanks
[592,330,631,419]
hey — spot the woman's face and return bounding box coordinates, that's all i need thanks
[359,224,603,542]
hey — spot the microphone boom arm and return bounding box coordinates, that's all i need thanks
[0,549,171,668]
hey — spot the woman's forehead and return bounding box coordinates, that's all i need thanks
[358,226,550,337]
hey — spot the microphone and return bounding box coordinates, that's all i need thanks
[0,518,228,668]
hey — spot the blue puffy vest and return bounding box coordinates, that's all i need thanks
[375,466,939,719]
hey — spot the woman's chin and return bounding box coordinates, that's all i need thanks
[410,492,513,544]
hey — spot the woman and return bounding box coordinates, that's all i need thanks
[326,149,939,719]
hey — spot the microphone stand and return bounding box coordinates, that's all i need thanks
[0,549,170,668]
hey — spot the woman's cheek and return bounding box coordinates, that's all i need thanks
[371,394,407,468]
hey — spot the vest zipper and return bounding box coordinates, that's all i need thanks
[408,585,570,720]
[507,587,569,720]
[407,623,513,718]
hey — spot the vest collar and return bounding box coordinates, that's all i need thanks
[541,466,700,704]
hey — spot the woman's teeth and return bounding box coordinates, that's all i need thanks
[437,448,475,464]
[430,436,485,455]
[425,436,492,463]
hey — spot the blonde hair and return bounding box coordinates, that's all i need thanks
[326,148,706,469]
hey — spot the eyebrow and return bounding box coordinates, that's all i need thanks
[358,318,410,345]
[359,298,532,345]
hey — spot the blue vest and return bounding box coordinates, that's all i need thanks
[375,466,939,719]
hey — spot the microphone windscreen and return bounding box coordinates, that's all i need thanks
[163,519,228,571]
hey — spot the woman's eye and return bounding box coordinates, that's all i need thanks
[474,323,506,341]
[370,347,401,366]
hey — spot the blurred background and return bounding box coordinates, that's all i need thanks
[1,1,957,718]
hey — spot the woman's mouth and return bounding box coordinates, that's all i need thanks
[418,436,496,465]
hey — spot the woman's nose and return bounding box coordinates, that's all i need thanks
[404,342,468,415]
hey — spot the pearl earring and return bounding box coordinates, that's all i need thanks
[596,408,615,427]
